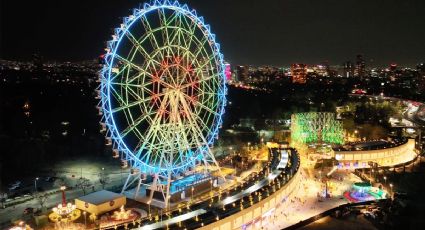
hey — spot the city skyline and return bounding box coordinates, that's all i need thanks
[1,0,425,67]
[1,1,425,229]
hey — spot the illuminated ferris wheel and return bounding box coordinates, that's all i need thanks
[98,0,226,197]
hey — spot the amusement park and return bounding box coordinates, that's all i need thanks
[1,0,425,230]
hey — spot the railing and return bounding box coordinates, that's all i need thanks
[284,199,389,230]
[100,148,301,229]
[334,138,408,152]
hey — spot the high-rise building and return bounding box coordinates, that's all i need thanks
[417,63,425,92]
[224,63,232,82]
[236,65,249,83]
[313,63,329,77]
[291,63,307,84]
[343,61,354,78]
[354,54,366,78]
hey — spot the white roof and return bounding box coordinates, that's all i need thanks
[76,190,125,205]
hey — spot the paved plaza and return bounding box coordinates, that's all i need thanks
[250,168,362,230]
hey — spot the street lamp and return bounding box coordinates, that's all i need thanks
[147,200,151,217]
[191,186,195,202]
[191,186,194,201]
[34,177,39,192]
[60,186,67,206]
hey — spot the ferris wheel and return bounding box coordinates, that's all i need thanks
[98,0,226,198]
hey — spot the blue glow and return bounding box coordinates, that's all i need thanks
[162,174,210,193]
[100,0,226,176]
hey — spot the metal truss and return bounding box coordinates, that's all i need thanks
[97,0,227,207]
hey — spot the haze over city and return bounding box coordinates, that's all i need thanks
[2,0,425,66]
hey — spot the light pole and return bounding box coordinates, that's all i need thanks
[60,186,67,206]
[209,179,213,197]
[101,167,106,189]
[34,177,39,192]
[147,200,151,217]
[191,186,194,202]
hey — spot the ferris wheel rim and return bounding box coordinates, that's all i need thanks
[100,0,226,175]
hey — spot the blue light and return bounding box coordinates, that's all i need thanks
[100,0,226,176]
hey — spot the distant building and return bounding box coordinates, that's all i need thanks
[224,62,232,82]
[343,61,354,78]
[354,54,366,78]
[232,67,239,82]
[389,63,397,72]
[236,65,249,83]
[417,63,425,91]
[312,63,329,77]
[291,63,307,84]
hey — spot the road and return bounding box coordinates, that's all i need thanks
[0,168,127,228]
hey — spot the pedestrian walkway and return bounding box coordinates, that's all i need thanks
[251,169,361,230]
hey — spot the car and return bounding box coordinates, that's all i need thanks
[364,212,376,219]
[23,207,34,214]
[45,177,55,182]
[394,192,409,199]
[11,181,22,187]
[367,205,377,211]
[8,185,20,191]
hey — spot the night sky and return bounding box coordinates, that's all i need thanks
[1,0,425,67]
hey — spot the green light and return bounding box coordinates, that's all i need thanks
[290,112,344,145]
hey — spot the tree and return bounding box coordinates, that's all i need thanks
[53,177,65,188]
[0,192,7,209]
[76,178,91,195]
[34,192,50,212]
[98,171,110,190]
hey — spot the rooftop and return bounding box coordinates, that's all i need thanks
[76,190,124,205]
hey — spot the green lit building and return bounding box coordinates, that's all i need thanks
[290,112,344,145]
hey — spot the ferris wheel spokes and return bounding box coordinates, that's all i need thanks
[101,1,226,206]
